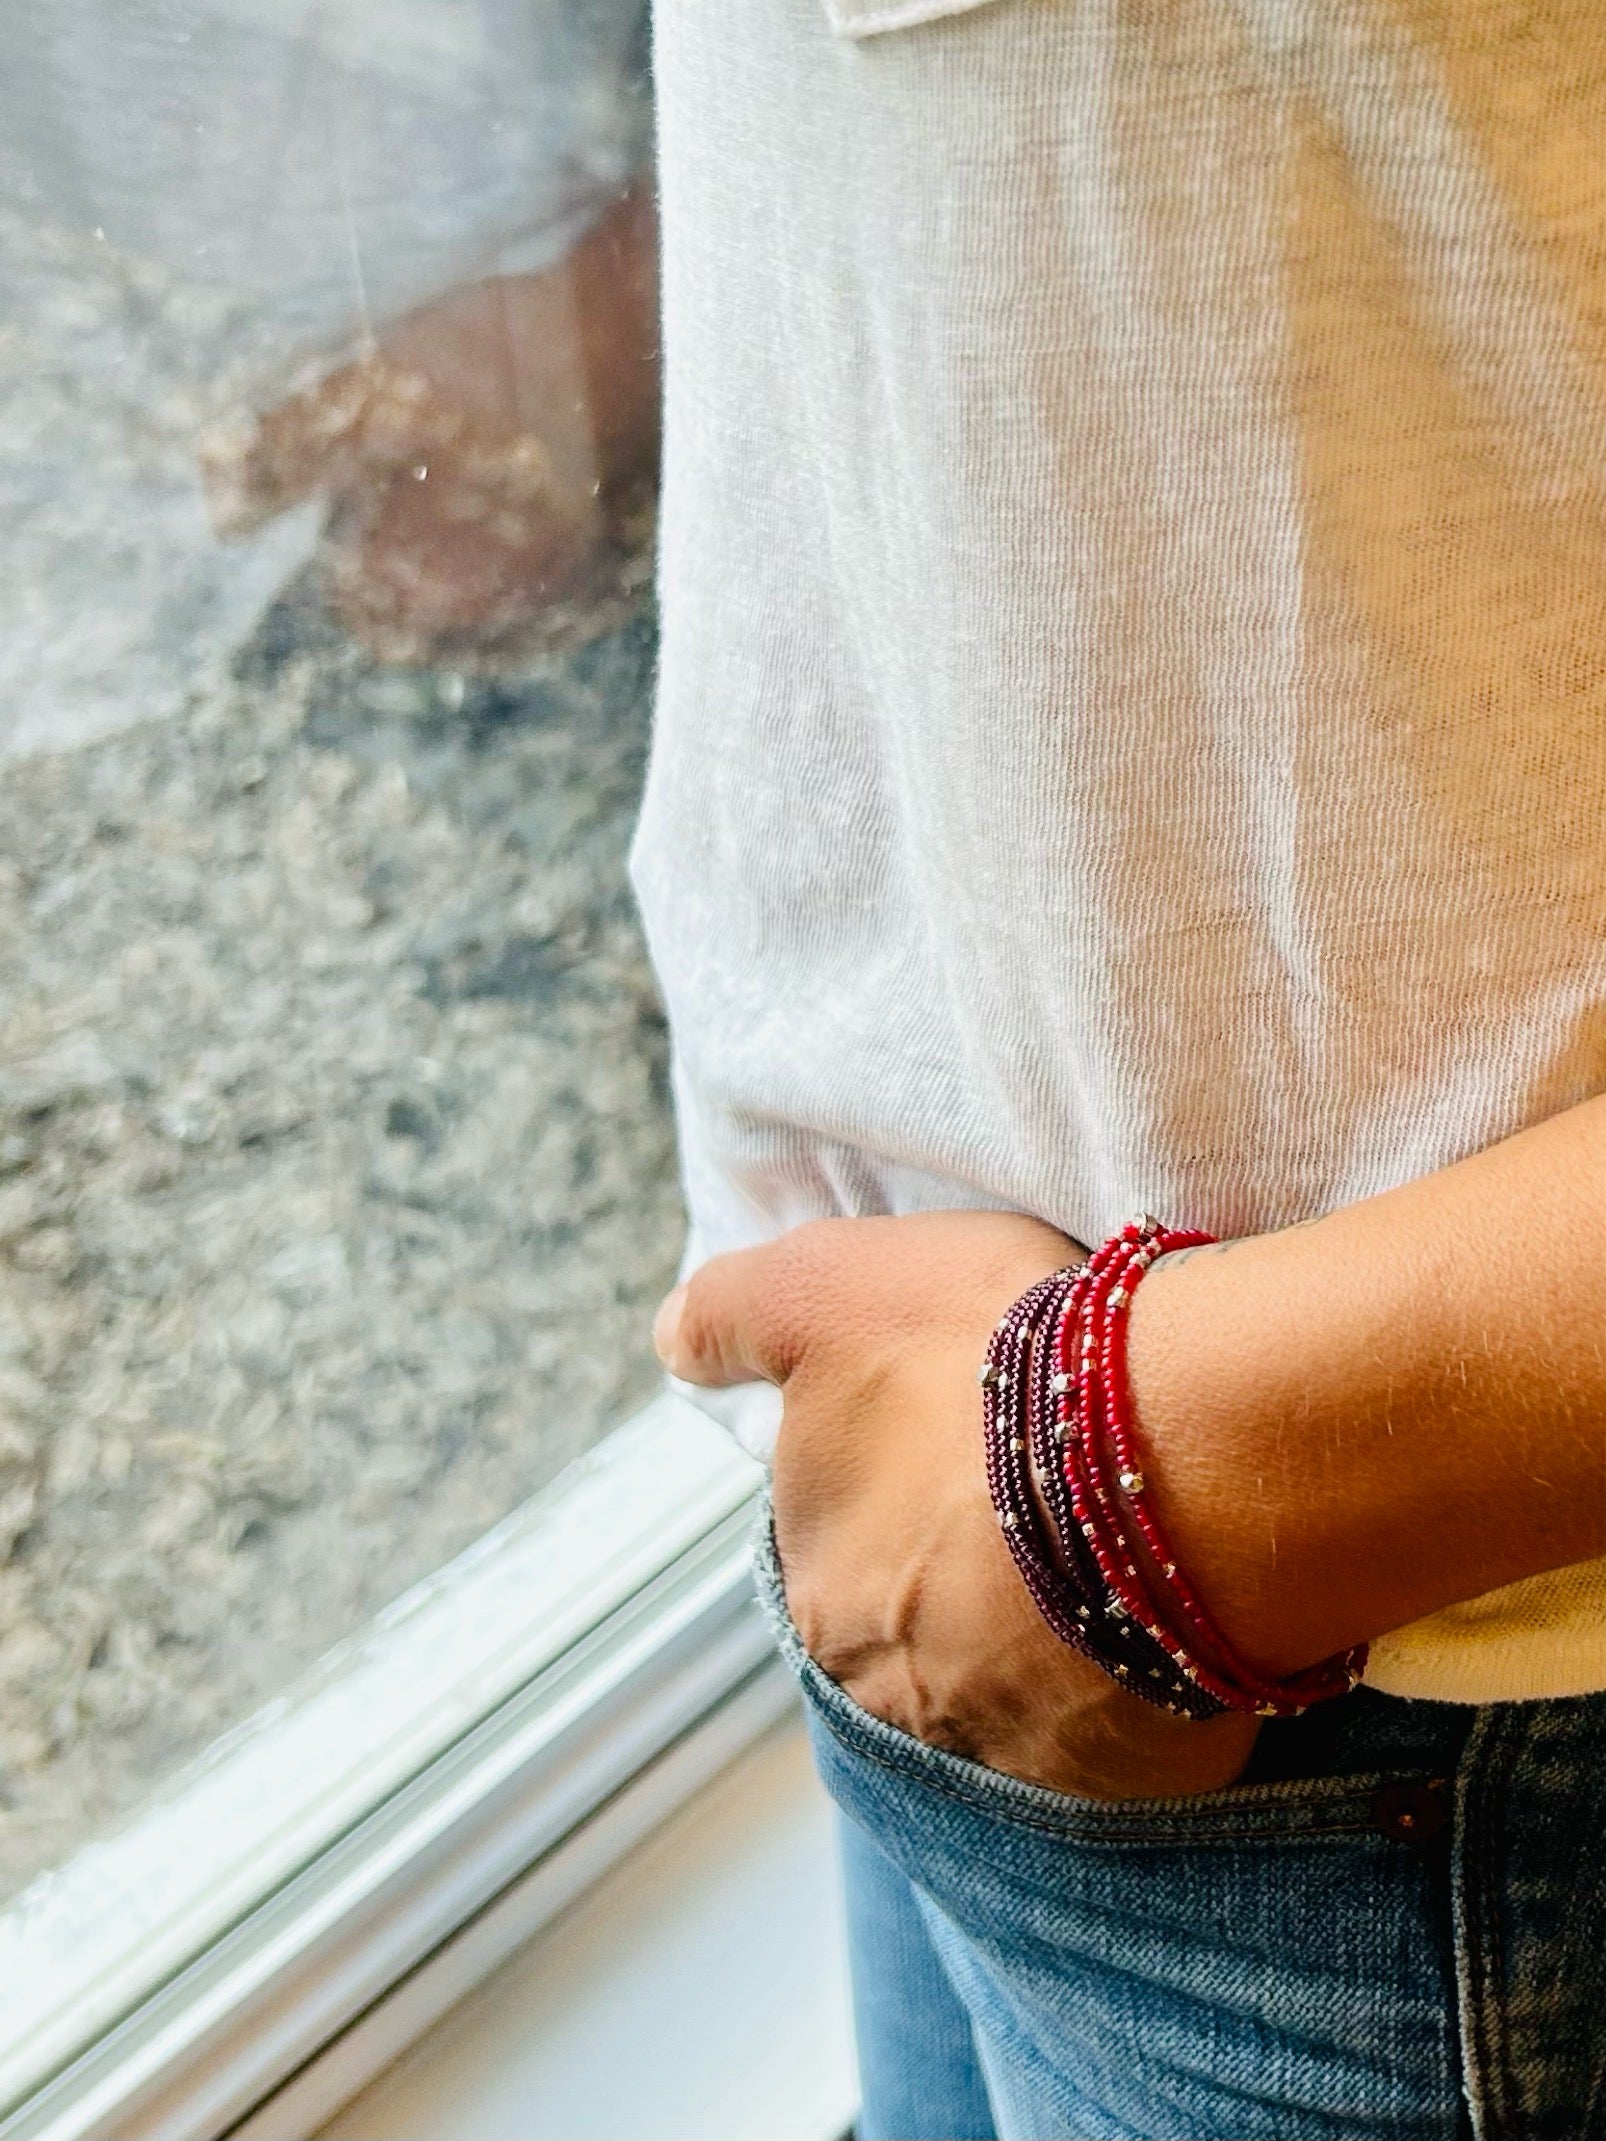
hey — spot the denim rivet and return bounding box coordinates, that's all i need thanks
[1372,1781,1448,1844]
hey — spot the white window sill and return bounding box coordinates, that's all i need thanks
[0,1397,786,2141]
[296,1714,857,2141]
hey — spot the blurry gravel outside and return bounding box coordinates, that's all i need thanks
[0,586,685,1903]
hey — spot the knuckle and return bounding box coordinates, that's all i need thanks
[675,1270,742,1381]
[674,1277,717,1359]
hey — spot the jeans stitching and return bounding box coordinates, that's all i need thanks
[1453,1704,1516,2141]
[809,1681,1419,1843]
[753,1514,1429,1846]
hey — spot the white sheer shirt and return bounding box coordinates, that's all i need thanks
[634,0,1606,1702]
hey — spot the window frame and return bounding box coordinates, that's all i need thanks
[0,1396,772,2141]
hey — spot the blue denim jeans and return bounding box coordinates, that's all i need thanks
[753,1517,1606,2140]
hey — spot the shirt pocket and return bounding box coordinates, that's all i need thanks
[822,0,1001,38]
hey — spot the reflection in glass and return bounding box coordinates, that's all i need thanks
[0,0,676,1903]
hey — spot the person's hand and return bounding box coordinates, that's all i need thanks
[201,187,660,663]
[654,1212,1260,1801]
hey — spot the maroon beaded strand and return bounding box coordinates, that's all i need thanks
[980,1268,1096,1656]
[978,1249,1226,1717]
[1024,1255,1221,1717]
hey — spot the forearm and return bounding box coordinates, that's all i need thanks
[1127,1092,1606,1679]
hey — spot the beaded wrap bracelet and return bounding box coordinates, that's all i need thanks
[980,1215,1367,1720]
[981,1263,1221,1718]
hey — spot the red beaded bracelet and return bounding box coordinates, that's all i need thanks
[980,1262,1222,1716]
[982,1214,1367,1719]
[1063,1219,1365,1716]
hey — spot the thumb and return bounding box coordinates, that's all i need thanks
[653,1236,818,1389]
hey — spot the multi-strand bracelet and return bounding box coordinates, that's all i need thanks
[981,1214,1366,1720]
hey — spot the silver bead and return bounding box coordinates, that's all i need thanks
[1050,1371,1072,1395]
[1108,1287,1129,1310]
[999,1511,1018,1531]
[1117,1469,1145,1493]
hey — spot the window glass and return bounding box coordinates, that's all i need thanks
[0,0,676,1904]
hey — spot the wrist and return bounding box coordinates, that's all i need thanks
[1124,1178,1606,1683]
[1121,1216,1415,1680]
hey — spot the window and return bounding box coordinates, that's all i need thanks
[0,9,764,2127]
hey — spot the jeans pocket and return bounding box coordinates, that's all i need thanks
[756,1509,1469,2138]
[752,1506,1455,1850]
